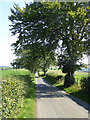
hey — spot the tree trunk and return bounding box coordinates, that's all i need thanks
[44,70,46,76]
[64,72,75,87]
[71,71,75,84]
[38,71,39,76]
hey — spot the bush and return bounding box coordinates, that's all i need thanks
[46,73,63,84]
[80,77,90,92]
[2,76,25,118]
[46,74,56,84]
[56,75,63,80]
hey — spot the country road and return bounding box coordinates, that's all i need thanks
[35,73,89,118]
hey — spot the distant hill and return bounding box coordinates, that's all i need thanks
[77,67,90,73]
[0,66,12,70]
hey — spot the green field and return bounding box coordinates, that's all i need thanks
[1,69,30,78]
[0,69,35,118]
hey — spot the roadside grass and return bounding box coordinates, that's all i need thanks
[1,69,35,118]
[39,70,90,104]
[16,75,35,118]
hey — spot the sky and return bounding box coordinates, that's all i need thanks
[0,0,88,67]
[0,0,33,67]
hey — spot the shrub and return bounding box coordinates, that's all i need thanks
[56,75,63,80]
[46,73,63,84]
[80,77,90,92]
[2,76,25,118]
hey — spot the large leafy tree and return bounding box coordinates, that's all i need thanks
[9,2,58,74]
[56,2,89,86]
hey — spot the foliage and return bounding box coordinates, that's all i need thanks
[41,71,64,84]
[64,73,75,87]
[2,76,25,118]
[16,74,35,118]
[11,50,41,73]
[9,2,89,85]
[57,2,89,68]
[9,2,57,73]
[80,77,90,92]
[56,2,89,86]
[1,69,35,118]
[11,49,56,74]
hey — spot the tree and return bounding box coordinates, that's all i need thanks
[9,2,60,73]
[11,50,41,73]
[57,2,89,87]
[11,41,56,74]
[40,51,56,75]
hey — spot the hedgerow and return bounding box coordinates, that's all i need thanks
[2,76,25,118]
[80,76,90,92]
[46,72,63,84]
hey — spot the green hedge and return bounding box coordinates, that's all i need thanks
[46,73,63,84]
[80,76,90,92]
[2,76,25,118]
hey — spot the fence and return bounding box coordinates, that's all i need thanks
[75,78,79,85]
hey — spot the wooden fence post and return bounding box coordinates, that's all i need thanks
[77,78,78,85]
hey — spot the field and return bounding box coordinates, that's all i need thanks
[0,69,35,118]
[39,69,89,104]
[1,69,30,78]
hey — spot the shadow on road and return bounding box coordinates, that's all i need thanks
[36,84,65,98]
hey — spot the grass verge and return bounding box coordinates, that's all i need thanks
[16,75,35,118]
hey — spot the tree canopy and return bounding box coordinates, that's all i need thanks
[9,2,89,84]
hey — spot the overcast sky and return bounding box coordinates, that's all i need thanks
[0,0,88,67]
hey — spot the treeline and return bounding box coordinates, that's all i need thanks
[0,66,12,70]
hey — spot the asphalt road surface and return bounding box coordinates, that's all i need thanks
[35,73,89,118]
